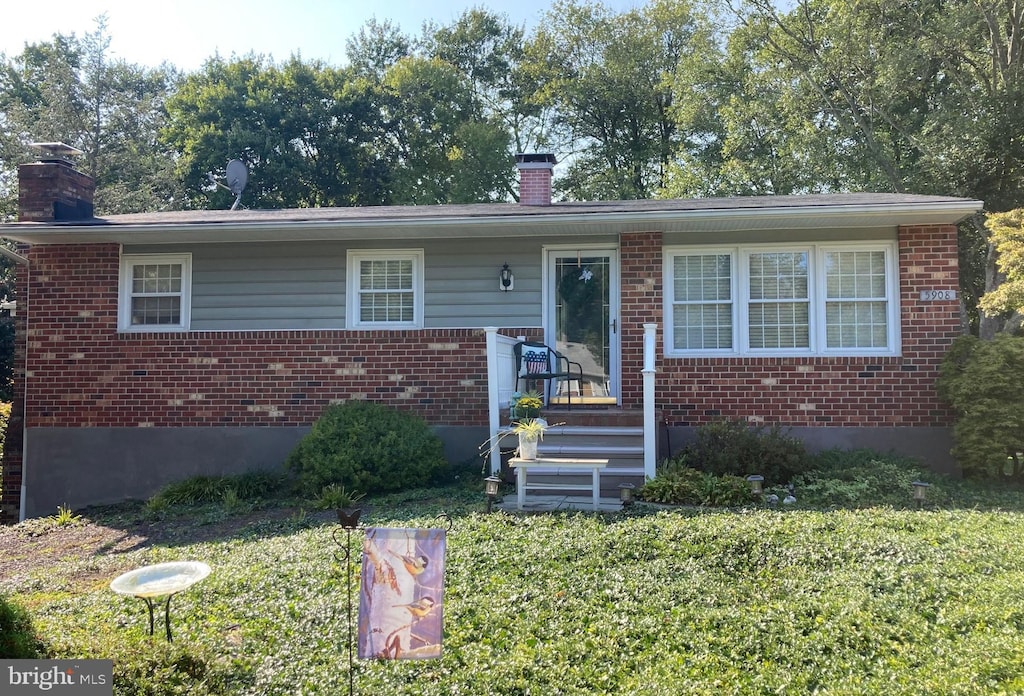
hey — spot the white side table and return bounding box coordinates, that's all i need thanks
[509,457,609,511]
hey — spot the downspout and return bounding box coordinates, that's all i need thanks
[0,243,30,522]
[19,261,29,522]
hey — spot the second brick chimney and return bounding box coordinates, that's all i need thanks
[18,143,95,222]
[516,153,557,206]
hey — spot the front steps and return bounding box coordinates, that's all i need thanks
[499,408,649,497]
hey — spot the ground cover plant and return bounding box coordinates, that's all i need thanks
[2,458,1024,694]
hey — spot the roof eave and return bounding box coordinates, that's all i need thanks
[0,200,984,245]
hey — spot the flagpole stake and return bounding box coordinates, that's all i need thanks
[333,525,359,695]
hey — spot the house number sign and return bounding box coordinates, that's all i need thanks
[919,289,957,301]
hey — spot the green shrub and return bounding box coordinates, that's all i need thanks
[231,469,289,500]
[0,594,42,658]
[793,448,929,508]
[938,333,1024,478]
[639,460,755,507]
[0,401,10,458]
[683,418,811,484]
[286,400,448,496]
[147,470,288,508]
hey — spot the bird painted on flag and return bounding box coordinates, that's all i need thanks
[393,596,435,619]
[388,549,429,577]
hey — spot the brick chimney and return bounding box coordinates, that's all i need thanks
[18,142,95,222]
[516,153,557,206]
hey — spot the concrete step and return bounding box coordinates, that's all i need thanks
[498,420,647,495]
[508,470,646,497]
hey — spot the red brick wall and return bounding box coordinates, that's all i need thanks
[620,230,663,403]
[0,224,962,521]
[620,225,962,427]
[517,167,553,206]
[14,244,491,432]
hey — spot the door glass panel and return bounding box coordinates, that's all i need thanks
[554,255,611,401]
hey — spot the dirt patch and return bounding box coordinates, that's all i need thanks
[0,506,309,588]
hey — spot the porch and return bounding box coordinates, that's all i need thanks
[483,325,659,493]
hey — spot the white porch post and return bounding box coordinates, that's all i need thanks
[484,327,501,474]
[642,323,658,481]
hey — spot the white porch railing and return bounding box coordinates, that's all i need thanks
[642,323,657,481]
[485,328,519,474]
[484,325,659,482]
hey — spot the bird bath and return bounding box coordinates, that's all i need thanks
[110,561,211,641]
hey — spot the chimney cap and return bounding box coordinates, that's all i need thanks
[29,142,83,162]
[515,153,557,166]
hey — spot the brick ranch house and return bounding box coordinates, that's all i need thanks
[0,150,982,521]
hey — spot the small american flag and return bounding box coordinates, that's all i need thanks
[525,350,547,374]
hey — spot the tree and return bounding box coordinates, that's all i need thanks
[378,56,511,204]
[665,4,847,197]
[425,9,550,197]
[526,0,716,200]
[161,55,390,209]
[344,18,413,82]
[0,17,182,216]
[978,209,1024,330]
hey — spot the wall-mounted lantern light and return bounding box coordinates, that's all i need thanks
[499,263,514,292]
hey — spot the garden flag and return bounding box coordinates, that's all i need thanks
[358,527,446,660]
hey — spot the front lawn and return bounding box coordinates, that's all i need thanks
[3,480,1024,695]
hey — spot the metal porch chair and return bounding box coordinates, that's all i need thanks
[513,340,584,410]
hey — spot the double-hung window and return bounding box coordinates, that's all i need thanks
[118,254,192,331]
[746,250,810,350]
[665,243,898,356]
[822,249,889,349]
[671,253,733,350]
[347,250,424,328]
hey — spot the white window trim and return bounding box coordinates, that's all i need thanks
[118,253,192,332]
[664,248,738,354]
[346,249,425,329]
[815,245,899,356]
[664,242,900,358]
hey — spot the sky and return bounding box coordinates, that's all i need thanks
[2,0,642,72]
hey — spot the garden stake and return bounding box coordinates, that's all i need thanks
[333,523,359,696]
[332,512,454,695]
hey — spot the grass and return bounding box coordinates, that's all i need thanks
[5,473,1024,694]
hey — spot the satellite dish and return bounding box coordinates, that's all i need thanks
[225,159,248,210]
[206,159,249,210]
[226,160,248,197]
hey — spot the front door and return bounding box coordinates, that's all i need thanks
[546,248,619,405]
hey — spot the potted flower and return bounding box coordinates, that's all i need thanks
[509,390,544,420]
[477,416,560,469]
[314,483,366,528]
[512,417,548,460]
